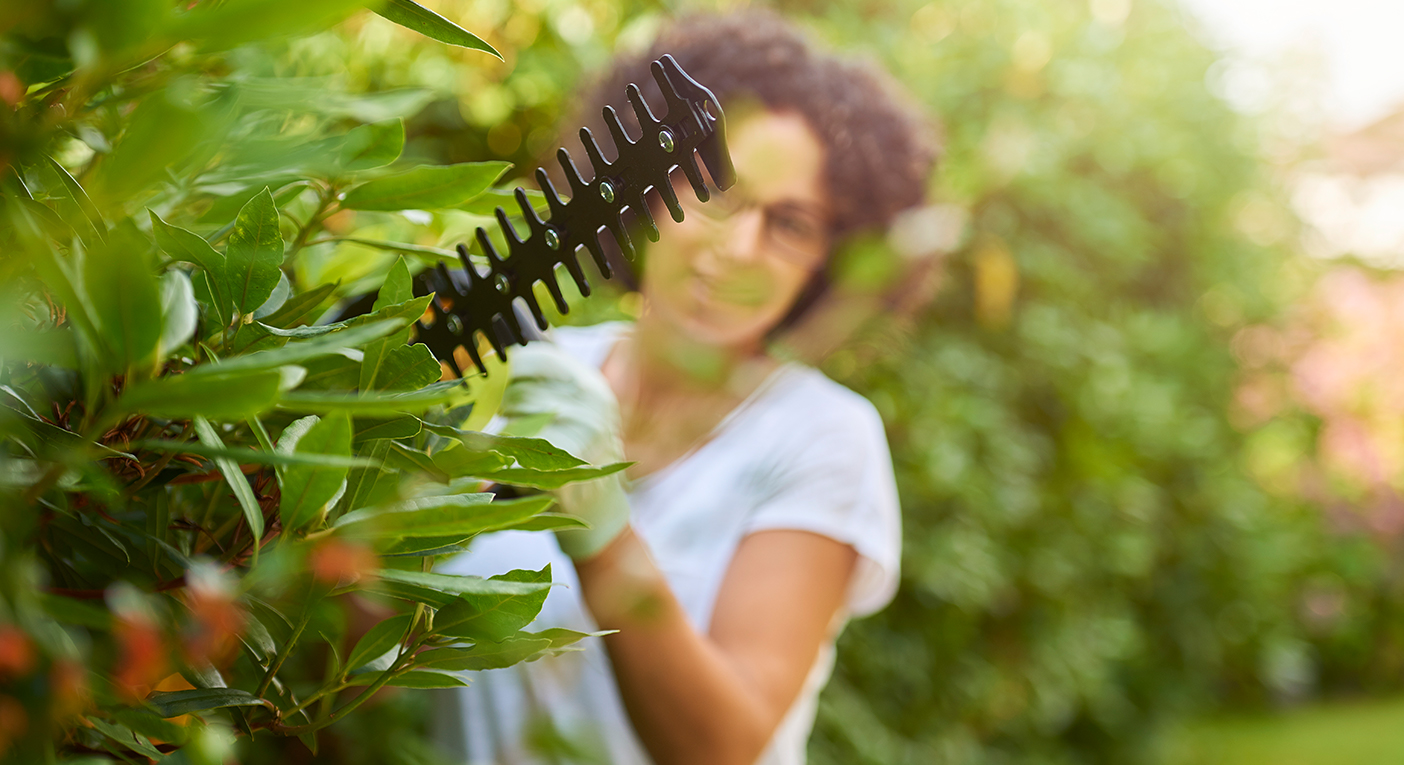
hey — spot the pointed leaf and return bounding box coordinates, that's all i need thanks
[374,0,500,57]
[280,412,353,531]
[432,565,551,642]
[144,688,274,718]
[341,162,511,211]
[193,415,265,544]
[226,188,285,313]
[335,494,553,542]
[345,614,411,672]
[119,369,282,420]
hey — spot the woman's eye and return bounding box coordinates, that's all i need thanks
[771,213,816,238]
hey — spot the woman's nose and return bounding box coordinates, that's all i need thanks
[719,206,767,264]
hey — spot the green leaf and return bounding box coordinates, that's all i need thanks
[144,688,273,718]
[41,594,112,630]
[193,416,265,546]
[353,415,422,443]
[195,319,402,375]
[459,187,547,216]
[375,256,415,311]
[111,708,190,748]
[130,439,374,468]
[528,627,608,651]
[342,439,396,515]
[92,93,218,204]
[337,119,406,171]
[335,493,554,541]
[368,568,551,609]
[365,343,442,392]
[385,441,449,483]
[45,155,105,239]
[373,0,501,57]
[83,229,163,372]
[0,327,78,368]
[421,424,587,470]
[86,717,165,760]
[119,368,282,420]
[169,0,370,52]
[279,378,474,416]
[501,512,590,532]
[317,238,457,265]
[415,635,554,671]
[431,444,510,478]
[150,210,225,278]
[280,412,352,531]
[432,565,551,642]
[262,281,338,327]
[158,269,198,356]
[341,162,511,211]
[481,462,631,490]
[226,188,285,314]
[345,614,411,673]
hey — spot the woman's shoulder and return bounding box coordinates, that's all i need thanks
[763,364,889,444]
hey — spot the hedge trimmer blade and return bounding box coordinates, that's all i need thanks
[416,55,735,376]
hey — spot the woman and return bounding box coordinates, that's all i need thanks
[434,11,935,765]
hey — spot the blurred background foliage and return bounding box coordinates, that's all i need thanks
[6,0,1402,761]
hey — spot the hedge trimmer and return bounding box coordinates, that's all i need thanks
[340,55,736,376]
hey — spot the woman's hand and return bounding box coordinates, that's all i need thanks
[501,341,632,560]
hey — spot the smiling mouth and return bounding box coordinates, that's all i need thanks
[689,272,771,308]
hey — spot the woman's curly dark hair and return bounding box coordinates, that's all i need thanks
[570,10,938,322]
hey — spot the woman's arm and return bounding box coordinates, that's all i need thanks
[575,526,857,765]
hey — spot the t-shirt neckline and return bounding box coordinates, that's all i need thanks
[595,324,802,492]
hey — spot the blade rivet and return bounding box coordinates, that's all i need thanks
[446,314,464,335]
[543,227,561,250]
[494,273,510,293]
[599,180,616,203]
[658,129,675,153]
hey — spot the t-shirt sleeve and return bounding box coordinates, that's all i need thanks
[741,386,902,618]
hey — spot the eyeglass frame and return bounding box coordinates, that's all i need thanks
[674,178,833,270]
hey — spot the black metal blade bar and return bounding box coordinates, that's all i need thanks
[416,55,737,376]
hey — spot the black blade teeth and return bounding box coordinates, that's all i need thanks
[558,148,588,192]
[464,338,486,377]
[603,106,633,152]
[584,230,612,278]
[626,83,656,129]
[541,274,569,314]
[657,177,684,223]
[580,127,611,178]
[409,56,731,376]
[521,290,548,330]
[516,187,543,228]
[494,207,522,247]
[561,251,591,297]
[536,168,566,211]
[634,190,660,242]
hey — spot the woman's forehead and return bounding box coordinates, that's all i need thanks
[726,110,829,212]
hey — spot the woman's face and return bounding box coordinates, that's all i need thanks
[640,109,831,352]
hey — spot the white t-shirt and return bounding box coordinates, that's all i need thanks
[431,322,901,765]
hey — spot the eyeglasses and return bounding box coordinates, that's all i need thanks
[677,182,831,268]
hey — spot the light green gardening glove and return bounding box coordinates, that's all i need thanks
[501,341,631,560]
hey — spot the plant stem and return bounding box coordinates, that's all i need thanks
[273,662,407,736]
[255,604,311,699]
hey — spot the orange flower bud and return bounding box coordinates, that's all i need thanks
[309,539,380,587]
[0,627,36,680]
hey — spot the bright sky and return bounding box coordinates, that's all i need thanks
[1176,0,1404,131]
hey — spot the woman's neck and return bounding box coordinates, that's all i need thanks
[627,314,775,399]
